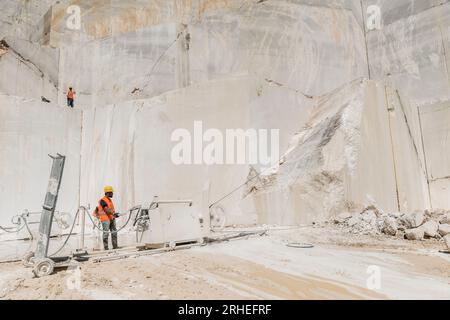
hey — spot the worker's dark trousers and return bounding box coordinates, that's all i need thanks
[101,219,118,250]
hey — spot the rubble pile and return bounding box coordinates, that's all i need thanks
[332,206,450,250]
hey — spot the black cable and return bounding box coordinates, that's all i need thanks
[22,216,34,240]
[0,225,23,233]
[49,208,81,257]
[0,215,33,239]
[208,162,283,210]
[49,206,140,257]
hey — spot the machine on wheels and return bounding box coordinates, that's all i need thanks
[22,154,88,277]
[20,154,206,276]
[133,197,204,249]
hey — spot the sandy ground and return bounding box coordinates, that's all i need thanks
[0,225,449,300]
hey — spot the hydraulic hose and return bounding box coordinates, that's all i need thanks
[49,206,140,257]
[0,214,33,240]
[0,225,24,233]
[22,216,34,240]
[85,206,140,234]
[49,207,81,257]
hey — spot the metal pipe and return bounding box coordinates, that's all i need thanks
[80,207,86,250]
[91,243,200,263]
[155,200,193,206]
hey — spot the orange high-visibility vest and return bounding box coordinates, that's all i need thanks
[94,196,115,222]
[67,90,74,99]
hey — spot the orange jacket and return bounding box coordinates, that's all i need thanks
[94,196,115,222]
[67,90,74,100]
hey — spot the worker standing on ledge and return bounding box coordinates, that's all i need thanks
[93,186,119,250]
[67,87,75,108]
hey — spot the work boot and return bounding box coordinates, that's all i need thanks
[111,235,118,249]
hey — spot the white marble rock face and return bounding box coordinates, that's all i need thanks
[0,0,448,231]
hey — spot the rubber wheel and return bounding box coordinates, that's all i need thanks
[22,251,35,267]
[32,258,55,277]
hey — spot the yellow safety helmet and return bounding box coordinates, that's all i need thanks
[104,186,114,193]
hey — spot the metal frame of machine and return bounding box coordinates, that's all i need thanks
[18,156,218,277]
[22,154,88,277]
[133,197,204,249]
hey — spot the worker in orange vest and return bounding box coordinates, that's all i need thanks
[93,186,119,250]
[67,87,75,108]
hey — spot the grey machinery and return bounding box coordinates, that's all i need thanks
[22,154,88,277]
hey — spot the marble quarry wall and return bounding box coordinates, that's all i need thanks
[0,38,59,102]
[2,0,369,106]
[246,80,430,225]
[0,73,315,226]
[0,94,81,226]
[0,0,449,228]
[362,0,450,212]
[419,100,450,209]
[364,0,450,106]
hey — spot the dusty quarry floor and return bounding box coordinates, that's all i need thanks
[0,225,449,300]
